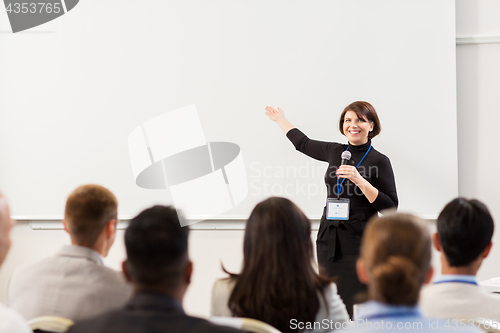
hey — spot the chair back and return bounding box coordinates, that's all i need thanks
[28,316,74,333]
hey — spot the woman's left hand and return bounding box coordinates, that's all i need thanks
[336,165,364,186]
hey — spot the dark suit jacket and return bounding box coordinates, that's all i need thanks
[67,292,244,333]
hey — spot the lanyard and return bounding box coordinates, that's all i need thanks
[336,144,372,198]
[433,280,478,286]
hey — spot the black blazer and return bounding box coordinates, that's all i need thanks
[67,292,244,333]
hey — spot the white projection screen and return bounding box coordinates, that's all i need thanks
[0,0,457,220]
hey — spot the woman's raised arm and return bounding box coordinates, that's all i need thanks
[265,106,295,134]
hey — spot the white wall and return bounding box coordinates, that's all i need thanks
[0,0,457,221]
[456,0,500,282]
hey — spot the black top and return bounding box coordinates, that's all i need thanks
[287,128,398,219]
[67,292,244,333]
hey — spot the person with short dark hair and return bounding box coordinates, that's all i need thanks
[8,184,132,321]
[0,193,32,333]
[351,212,481,333]
[265,102,398,317]
[67,205,244,333]
[419,198,500,319]
[211,197,349,333]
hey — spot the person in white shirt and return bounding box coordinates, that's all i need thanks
[419,198,500,320]
[0,193,31,333]
[8,184,132,322]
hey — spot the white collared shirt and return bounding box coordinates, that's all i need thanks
[433,274,478,285]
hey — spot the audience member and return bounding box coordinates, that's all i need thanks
[420,198,500,320]
[67,205,244,333]
[211,197,349,333]
[0,193,32,333]
[8,184,132,321]
[349,213,481,332]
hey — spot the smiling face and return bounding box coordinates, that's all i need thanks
[342,110,374,146]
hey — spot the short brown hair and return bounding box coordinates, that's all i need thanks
[339,101,381,139]
[64,185,117,247]
[361,213,431,306]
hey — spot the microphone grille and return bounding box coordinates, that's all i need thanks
[341,151,352,160]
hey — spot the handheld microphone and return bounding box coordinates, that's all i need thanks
[341,151,352,166]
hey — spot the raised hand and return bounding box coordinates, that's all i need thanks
[264,106,295,134]
[265,106,285,122]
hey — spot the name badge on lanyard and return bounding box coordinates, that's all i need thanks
[326,198,350,220]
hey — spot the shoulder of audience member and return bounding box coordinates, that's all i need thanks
[186,315,246,333]
[110,309,247,333]
[67,309,245,333]
[11,256,55,274]
[0,304,32,333]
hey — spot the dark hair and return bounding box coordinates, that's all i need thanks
[437,198,494,267]
[339,101,381,139]
[64,184,117,247]
[125,206,189,290]
[227,197,329,333]
[361,213,431,306]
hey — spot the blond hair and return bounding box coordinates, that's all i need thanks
[361,213,431,306]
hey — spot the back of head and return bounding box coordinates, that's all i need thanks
[64,184,118,247]
[125,206,189,292]
[229,197,326,333]
[361,213,431,306]
[242,196,314,275]
[437,198,494,267]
